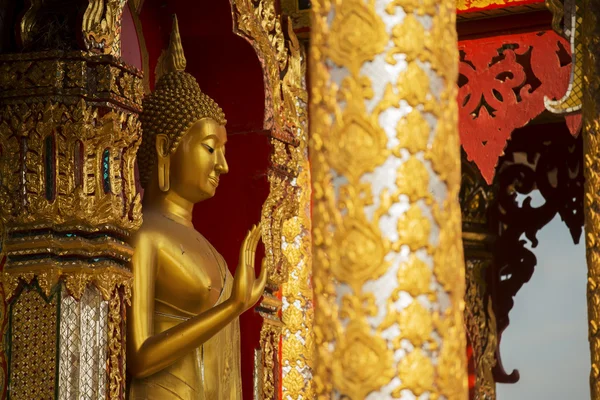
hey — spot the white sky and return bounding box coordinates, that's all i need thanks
[496,193,590,399]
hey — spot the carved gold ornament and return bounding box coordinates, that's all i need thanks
[231,1,313,398]
[460,152,499,399]
[82,0,128,55]
[331,320,394,398]
[0,11,142,394]
[330,216,389,291]
[545,0,584,114]
[0,53,142,298]
[327,0,388,73]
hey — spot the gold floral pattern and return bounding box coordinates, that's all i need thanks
[331,320,394,398]
[310,0,467,398]
[326,0,388,73]
[330,217,389,290]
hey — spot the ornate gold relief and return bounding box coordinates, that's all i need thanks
[230,1,312,398]
[232,0,296,144]
[17,1,128,56]
[82,0,128,56]
[3,266,132,302]
[310,0,467,398]
[465,261,497,400]
[280,44,313,400]
[0,52,142,296]
[326,0,388,73]
[0,38,141,400]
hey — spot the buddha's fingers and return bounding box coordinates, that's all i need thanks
[247,224,261,267]
[239,227,252,265]
[244,224,257,266]
[245,225,255,268]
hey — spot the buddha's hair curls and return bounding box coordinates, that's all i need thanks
[136,15,226,188]
[137,71,226,188]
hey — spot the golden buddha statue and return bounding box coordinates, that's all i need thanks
[127,16,267,399]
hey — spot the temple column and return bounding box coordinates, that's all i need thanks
[309,0,467,398]
[0,2,142,399]
[460,155,498,400]
[583,0,600,396]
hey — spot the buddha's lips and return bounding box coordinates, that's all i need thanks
[209,176,219,186]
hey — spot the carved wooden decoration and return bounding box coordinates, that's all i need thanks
[459,30,572,183]
[492,122,583,383]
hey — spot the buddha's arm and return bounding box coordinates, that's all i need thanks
[127,234,244,378]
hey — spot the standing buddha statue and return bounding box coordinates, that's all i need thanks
[128,16,267,399]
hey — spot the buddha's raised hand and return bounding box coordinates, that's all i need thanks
[231,223,268,312]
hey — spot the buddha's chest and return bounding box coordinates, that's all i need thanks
[154,229,228,316]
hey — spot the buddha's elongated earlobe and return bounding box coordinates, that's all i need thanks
[156,134,171,192]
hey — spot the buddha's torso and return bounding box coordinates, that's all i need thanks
[129,210,242,400]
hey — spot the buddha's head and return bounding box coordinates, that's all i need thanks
[138,16,228,203]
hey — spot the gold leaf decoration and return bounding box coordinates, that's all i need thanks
[397,204,432,252]
[396,254,433,297]
[331,320,394,398]
[311,0,466,396]
[396,157,432,203]
[394,349,435,396]
[330,217,389,290]
[396,109,431,154]
[327,0,388,73]
[398,301,434,347]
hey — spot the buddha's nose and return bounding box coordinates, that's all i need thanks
[215,150,229,175]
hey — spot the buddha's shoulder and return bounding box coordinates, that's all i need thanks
[132,211,190,244]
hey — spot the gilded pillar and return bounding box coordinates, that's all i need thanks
[309,0,467,398]
[0,2,142,399]
[280,42,314,399]
[460,155,498,400]
[583,0,600,396]
[231,1,313,398]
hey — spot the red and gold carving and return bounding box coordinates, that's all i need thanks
[459,30,572,183]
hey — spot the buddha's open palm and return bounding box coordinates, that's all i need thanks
[231,224,268,312]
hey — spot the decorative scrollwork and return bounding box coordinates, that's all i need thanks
[82,0,128,55]
[493,122,583,382]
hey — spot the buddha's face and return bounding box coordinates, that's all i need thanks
[168,118,229,203]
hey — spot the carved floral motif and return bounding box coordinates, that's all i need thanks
[310,0,467,398]
[231,1,312,398]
